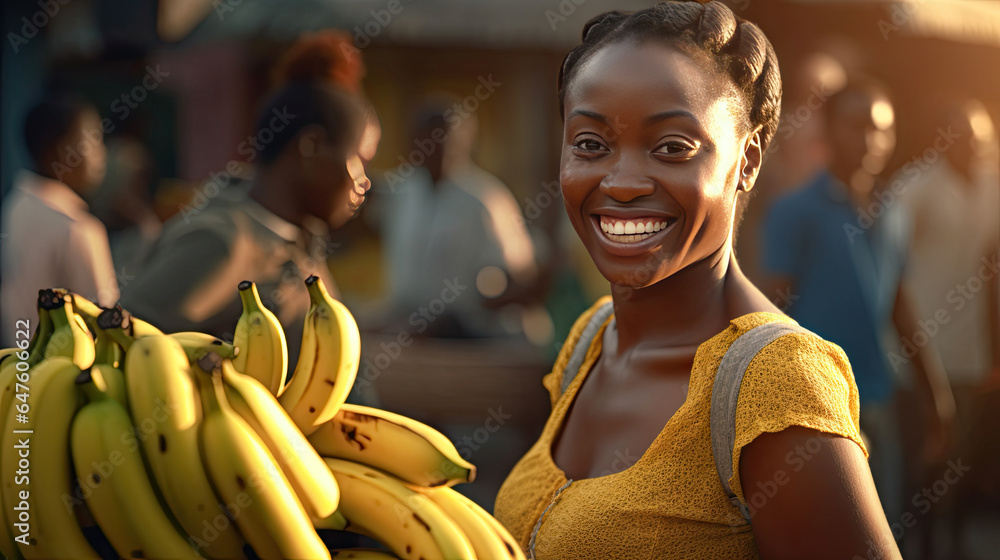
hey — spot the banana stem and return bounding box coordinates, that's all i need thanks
[304,275,332,305]
[69,293,103,324]
[26,306,53,365]
[237,280,265,313]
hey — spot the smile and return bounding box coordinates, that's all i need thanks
[598,216,674,244]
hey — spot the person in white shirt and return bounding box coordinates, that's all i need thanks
[897,98,999,390]
[1,94,117,346]
[381,104,546,340]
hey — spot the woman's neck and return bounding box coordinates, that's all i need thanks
[248,165,304,227]
[608,243,754,353]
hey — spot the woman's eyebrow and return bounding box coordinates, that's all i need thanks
[645,110,698,126]
[567,109,608,124]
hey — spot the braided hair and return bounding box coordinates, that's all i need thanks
[558,0,782,151]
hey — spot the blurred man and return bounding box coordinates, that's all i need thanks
[380,101,545,341]
[897,98,999,394]
[761,80,956,525]
[1,94,117,346]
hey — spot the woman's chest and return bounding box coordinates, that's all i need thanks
[552,359,693,480]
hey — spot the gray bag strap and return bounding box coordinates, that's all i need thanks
[560,301,615,395]
[711,321,815,523]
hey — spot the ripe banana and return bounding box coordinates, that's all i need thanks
[171,332,240,364]
[93,327,124,370]
[232,281,288,396]
[0,357,99,559]
[330,550,401,559]
[418,488,524,560]
[309,404,475,487]
[218,357,340,518]
[71,368,201,560]
[281,276,360,435]
[67,291,103,331]
[40,290,95,369]
[0,359,30,560]
[124,335,246,559]
[196,364,329,560]
[324,458,476,560]
[97,305,164,352]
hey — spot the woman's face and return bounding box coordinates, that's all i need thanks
[322,150,371,229]
[304,132,373,229]
[560,41,756,289]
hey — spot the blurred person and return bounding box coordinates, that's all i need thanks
[1,93,117,346]
[380,100,543,340]
[736,50,846,285]
[761,79,957,526]
[274,29,382,163]
[120,81,372,365]
[895,98,1000,557]
[495,3,903,558]
[897,98,999,393]
[89,133,162,271]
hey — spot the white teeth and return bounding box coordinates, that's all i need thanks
[598,216,673,243]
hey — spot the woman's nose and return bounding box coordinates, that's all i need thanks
[599,161,656,202]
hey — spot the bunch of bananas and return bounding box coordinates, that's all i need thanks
[0,277,524,560]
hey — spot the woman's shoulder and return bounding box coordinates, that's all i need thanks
[542,296,614,405]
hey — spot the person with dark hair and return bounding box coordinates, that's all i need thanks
[119,80,372,363]
[494,2,902,558]
[1,94,116,346]
[762,78,957,532]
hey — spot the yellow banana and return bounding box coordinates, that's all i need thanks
[278,282,320,411]
[66,291,103,330]
[217,357,340,518]
[170,332,240,364]
[324,458,476,560]
[41,290,95,369]
[0,370,26,560]
[71,368,202,560]
[124,335,246,559]
[195,363,329,560]
[0,300,54,560]
[309,404,475,487]
[330,550,401,559]
[281,276,360,435]
[418,488,524,560]
[1,357,99,559]
[232,281,287,396]
[93,327,124,369]
[96,306,164,352]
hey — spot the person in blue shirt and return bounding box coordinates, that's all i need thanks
[762,79,956,525]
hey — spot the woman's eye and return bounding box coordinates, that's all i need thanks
[655,141,696,157]
[573,138,606,152]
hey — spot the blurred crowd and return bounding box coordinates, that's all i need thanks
[2,5,999,558]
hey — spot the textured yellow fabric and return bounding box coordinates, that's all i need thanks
[494,296,868,559]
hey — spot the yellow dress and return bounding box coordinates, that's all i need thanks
[494,297,868,559]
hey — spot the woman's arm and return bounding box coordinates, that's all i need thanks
[740,426,901,560]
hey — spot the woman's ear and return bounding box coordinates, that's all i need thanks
[737,128,764,193]
[297,125,327,158]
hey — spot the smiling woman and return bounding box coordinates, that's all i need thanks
[493,2,902,559]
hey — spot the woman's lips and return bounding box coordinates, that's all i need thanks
[586,213,678,258]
